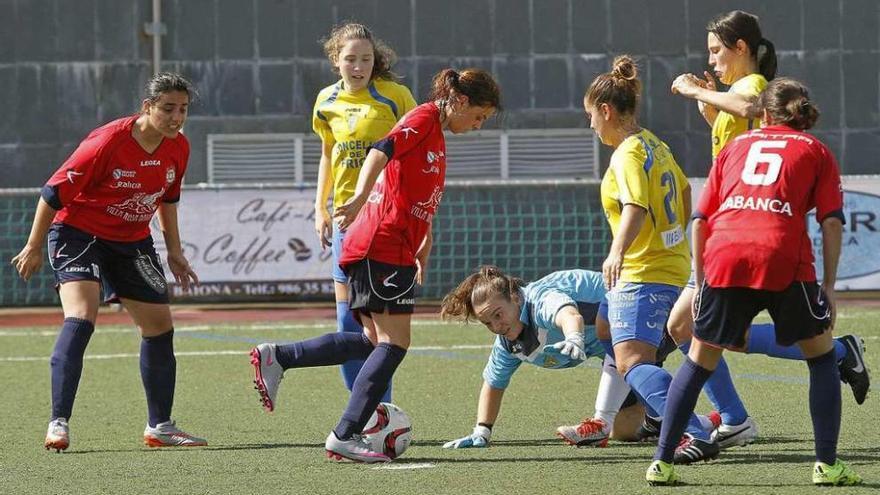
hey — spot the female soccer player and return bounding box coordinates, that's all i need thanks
[646,78,862,487]
[440,266,718,450]
[586,55,720,463]
[312,23,416,406]
[11,73,206,451]
[250,68,501,462]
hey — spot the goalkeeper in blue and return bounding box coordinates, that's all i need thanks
[439,266,722,449]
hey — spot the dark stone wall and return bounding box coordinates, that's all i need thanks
[3,0,879,186]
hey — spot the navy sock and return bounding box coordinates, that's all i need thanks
[140,330,176,428]
[50,318,95,420]
[335,302,391,402]
[334,343,407,439]
[678,342,747,425]
[655,357,714,463]
[807,349,841,465]
[275,332,374,369]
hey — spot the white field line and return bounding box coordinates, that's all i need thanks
[372,463,435,470]
[0,344,493,363]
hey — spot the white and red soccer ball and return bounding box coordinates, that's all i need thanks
[361,402,413,459]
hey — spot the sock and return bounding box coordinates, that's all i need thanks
[678,341,748,425]
[600,339,614,357]
[746,323,804,360]
[624,363,707,440]
[140,330,176,428]
[336,302,392,402]
[593,355,631,430]
[807,349,841,465]
[654,357,714,463]
[275,332,374,369]
[334,343,407,439]
[50,318,95,420]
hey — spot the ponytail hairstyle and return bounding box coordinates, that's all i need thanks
[585,55,641,116]
[758,78,819,131]
[143,72,197,106]
[707,10,777,81]
[322,22,399,81]
[441,265,524,323]
[429,68,502,110]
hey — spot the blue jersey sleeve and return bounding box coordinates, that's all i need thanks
[482,337,523,389]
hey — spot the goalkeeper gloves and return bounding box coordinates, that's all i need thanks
[551,333,586,361]
[442,425,492,449]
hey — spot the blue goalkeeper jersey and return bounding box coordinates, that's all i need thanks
[482,270,608,389]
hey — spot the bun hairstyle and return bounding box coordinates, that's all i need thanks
[440,265,523,323]
[707,10,777,81]
[585,55,641,116]
[429,68,502,110]
[758,77,819,130]
[322,22,399,81]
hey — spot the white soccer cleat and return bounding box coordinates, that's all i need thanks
[325,431,391,463]
[143,420,207,447]
[250,343,284,413]
[711,416,758,449]
[556,418,609,447]
[45,418,70,453]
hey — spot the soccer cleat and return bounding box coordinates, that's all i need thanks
[646,460,680,486]
[144,420,207,447]
[813,459,863,486]
[635,415,662,443]
[325,431,390,463]
[673,433,720,464]
[837,335,870,405]
[556,418,609,447]
[711,416,758,449]
[250,343,284,412]
[45,418,70,453]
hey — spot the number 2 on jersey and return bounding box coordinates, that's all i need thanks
[660,171,677,224]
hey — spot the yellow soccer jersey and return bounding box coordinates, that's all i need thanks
[711,73,767,157]
[312,78,417,208]
[601,129,691,286]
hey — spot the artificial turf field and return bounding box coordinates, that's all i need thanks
[1,305,878,495]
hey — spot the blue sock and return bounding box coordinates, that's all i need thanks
[746,324,804,360]
[807,349,841,465]
[832,338,847,363]
[678,342,748,425]
[275,332,374,369]
[654,357,714,462]
[336,302,392,402]
[600,339,614,358]
[140,330,176,428]
[50,318,95,420]
[624,363,708,440]
[334,343,407,439]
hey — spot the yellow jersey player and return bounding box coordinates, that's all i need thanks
[311,23,416,407]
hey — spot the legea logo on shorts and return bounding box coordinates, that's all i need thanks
[810,190,880,281]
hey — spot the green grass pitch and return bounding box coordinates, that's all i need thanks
[1,306,878,494]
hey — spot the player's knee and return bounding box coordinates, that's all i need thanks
[666,314,693,344]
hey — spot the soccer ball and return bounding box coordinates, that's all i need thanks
[361,402,413,459]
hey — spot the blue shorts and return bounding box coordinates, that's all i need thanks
[330,224,348,283]
[47,223,169,304]
[604,283,681,347]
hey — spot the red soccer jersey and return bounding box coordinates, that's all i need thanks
[339,102,446,267]
[695,125,844,290]
[43,115,189,242]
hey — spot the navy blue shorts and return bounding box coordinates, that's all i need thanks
[693,280,831,349]
[47,223,169,304]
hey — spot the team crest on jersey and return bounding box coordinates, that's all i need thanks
[166,167,175,184]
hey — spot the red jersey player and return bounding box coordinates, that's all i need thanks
[647,78,863,486]
[249,68,501,463]
[11,73,207,452]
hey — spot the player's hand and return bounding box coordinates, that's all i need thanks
[702,71,717,91]
[442,425,491,449]
[822,285,837,329]
[314,206,332,249]
[602,252,623,290]
[333,194,367,231]
[552,334,586,361]
[167,251,199,292]
[10,244,43,281]
[671,73,703,98]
